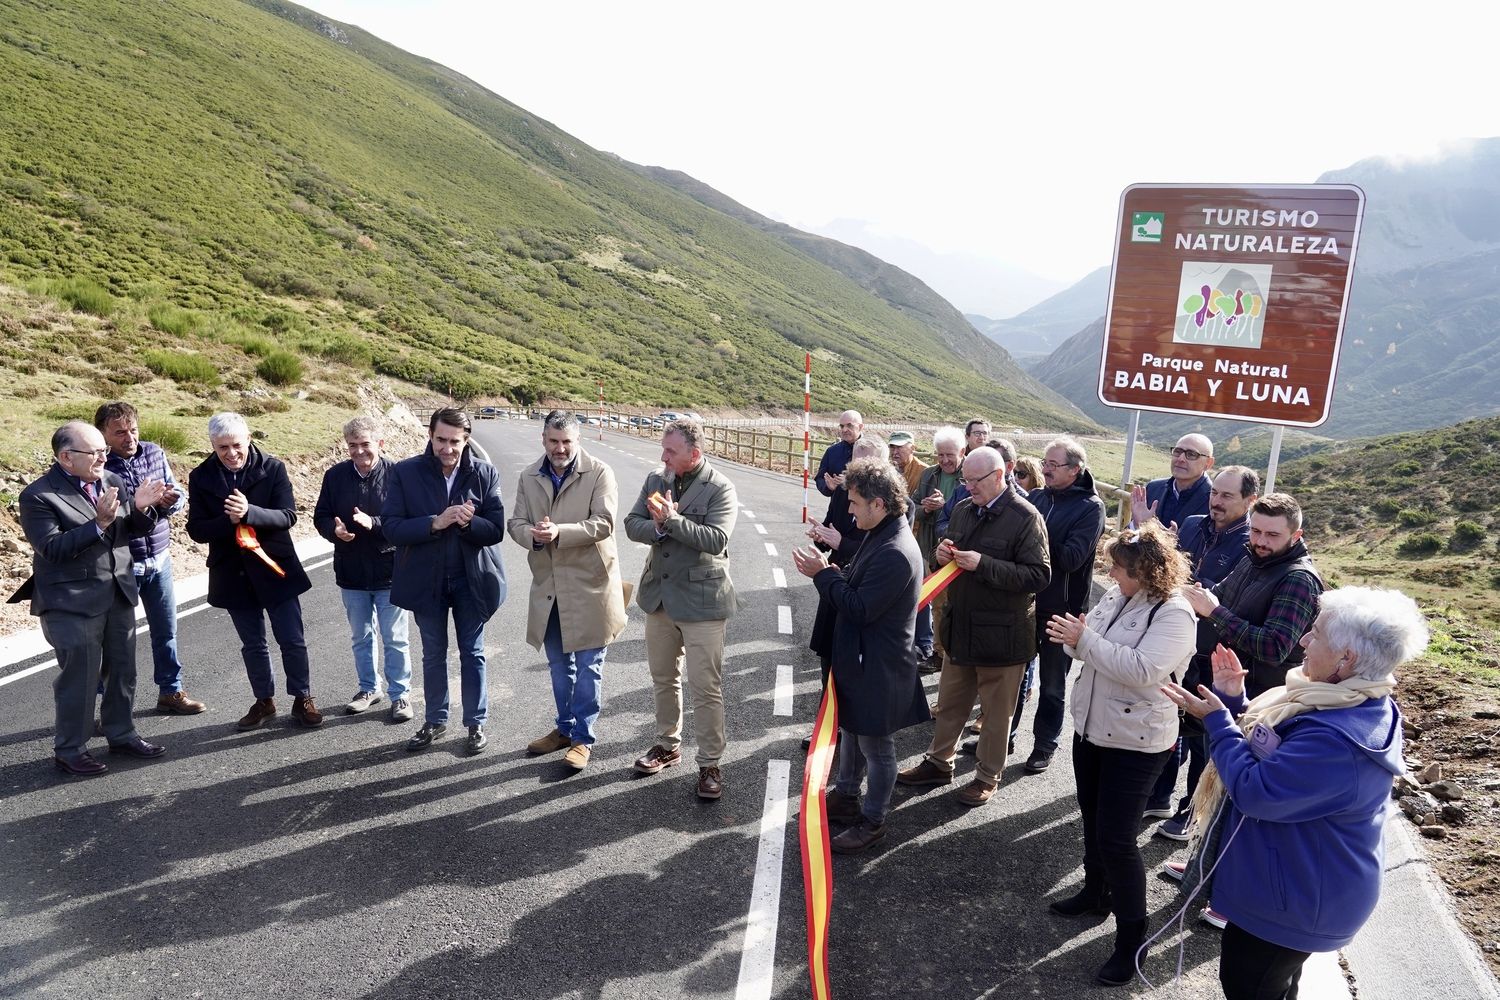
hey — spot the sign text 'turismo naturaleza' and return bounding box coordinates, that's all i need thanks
[1098,184,1364,427]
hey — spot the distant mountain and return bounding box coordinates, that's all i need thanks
[1028,140,1500,443]
[969,266,1112,366]
[0,0,1093,430]
[1320,139,1500,274]
[625,165,1088,420]
[805,219,1069,319]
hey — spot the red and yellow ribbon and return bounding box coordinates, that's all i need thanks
[799,561,963,999]
[235,524,286,578]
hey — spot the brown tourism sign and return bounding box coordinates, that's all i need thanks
[1098,184,1365,427]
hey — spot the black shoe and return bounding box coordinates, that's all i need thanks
[1096,918,1148,986]
[466,725,488,755]
[407,723,447,751]
[107,737,167,759]
[1024,749,1053,773]
[1049,886,1112,917]
[830,817,886,854]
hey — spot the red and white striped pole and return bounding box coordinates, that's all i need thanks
[802,351,812,523]
[597,381,604,442]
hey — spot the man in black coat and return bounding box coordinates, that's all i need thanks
[794,458,928,853]
[186,412,319,731]
[314,415,411,722]
[897,447,1051,807]
[1017,436,1106,774]
[13,421,169,775]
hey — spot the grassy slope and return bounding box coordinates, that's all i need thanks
[0,0,1089,429]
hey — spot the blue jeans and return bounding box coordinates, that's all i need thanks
[914,604,934,657]
[339,587,411,701]
[137,552,185,694]
[1009,655,1040,737]
[543,605,606,746]
[413,575,489,728]
[1030,619,1074,755]
[835,730,898,824]
[228,597,311,700]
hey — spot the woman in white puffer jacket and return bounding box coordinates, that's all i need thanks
[1043,521,1197,988]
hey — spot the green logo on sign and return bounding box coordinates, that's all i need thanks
[1131,212,1164,243]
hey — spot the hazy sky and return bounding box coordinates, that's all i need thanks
[308,1,1499,293]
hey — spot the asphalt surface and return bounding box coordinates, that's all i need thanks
[0,420,1413,999]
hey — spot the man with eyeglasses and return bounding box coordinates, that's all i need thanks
[1131,434,1215,531]
[963,418,992,456]
[94,401,206,717]
[1017,437,1107,774]
[13,422,171,776]
[812,410,864,567]
[897,446,1049,806]
[913,426,965,673]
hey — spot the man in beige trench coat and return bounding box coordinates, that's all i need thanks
[507,410,627,770]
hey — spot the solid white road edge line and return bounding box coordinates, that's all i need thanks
[774,665,793,717]
[733,758,791,1000]
[777,606,792,635]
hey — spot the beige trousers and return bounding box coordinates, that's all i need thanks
[645,610,727,767]
[924,656,1026,787]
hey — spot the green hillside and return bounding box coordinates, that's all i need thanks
[0,0,1089,429]
[1279,417,1500,675]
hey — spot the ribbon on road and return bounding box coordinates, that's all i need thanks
[798,562,963,998]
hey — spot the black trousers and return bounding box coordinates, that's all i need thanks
[1072,735,1171,921]
[1219,922,1308,1000]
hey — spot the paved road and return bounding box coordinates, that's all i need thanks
[2,422,1261,999]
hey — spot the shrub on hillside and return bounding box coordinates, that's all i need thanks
[140,420,189,454]
[1397,508,1437,528]
[147,303,202,337]
[51,277,115,317]
[316,335,373,367]
[256,350,303,385]
[141,350,219,385]
[1451,520,1487,551]
[1397,532,1444,555]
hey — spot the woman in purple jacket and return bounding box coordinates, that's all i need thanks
[1164,587,1428,1000]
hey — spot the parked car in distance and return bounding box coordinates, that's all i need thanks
[583,416,601,426]
[658,411,683,423]
[477,406,500,419]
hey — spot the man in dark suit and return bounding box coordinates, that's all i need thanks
[13,421,169,775]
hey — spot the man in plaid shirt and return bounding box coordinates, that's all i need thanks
[96,402,206,715]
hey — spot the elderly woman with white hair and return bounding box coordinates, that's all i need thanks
[1164,586,1428,1000]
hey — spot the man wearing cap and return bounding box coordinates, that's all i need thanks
[887,431,927,497]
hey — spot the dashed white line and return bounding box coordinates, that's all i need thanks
[742,509,756,519]
[772,568,787,588]
[774,665,793,717]
[733,758,790,1000]
[777,606,792,634]
[754,523,768,535]
[764,542,778,557]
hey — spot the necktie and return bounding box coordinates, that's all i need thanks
[82,480,98,506]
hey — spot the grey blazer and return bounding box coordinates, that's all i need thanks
[624,461,739,622]
[11,466,154,615]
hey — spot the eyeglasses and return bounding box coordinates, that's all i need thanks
[1171,447,1209,461]
[1042,460,1076,471]
[960,469,999,487]
[67,448,109,459]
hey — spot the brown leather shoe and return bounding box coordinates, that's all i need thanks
[957,778,997,807]
[896,758,954,787]
[967,711,985,735]
[633,744,682,775]
[291,695,324,728]
[830,817,887,854]
[697,765,724,800]
[527,728,571,755]
[157,690,207,715]
[236,698,276,731]
[563,743,591,770]
[826,788,861,824]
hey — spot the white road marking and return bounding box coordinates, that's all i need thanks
[764,542,778,557]
[777,606,792,634]
[742,509,756,519]
[774,665,793,717]
[0,660,53,687]
[733,758,791,1000]
[772,568,787,588]
[754,523,768,535]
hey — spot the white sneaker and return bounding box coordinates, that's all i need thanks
[346,690,383,714]
[389,698,415,723]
